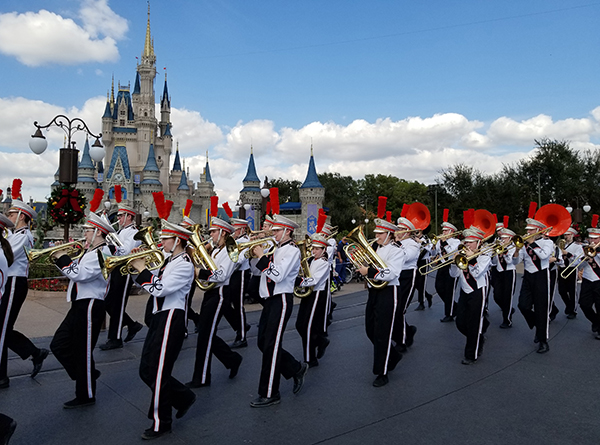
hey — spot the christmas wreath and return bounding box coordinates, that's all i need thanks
[47,185,87,225]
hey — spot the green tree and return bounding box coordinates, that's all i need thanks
[318,172,360,233]
[270,178,301,203]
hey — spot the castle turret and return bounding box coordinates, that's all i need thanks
[196,151,215,226]
[77,138,98,201]
[239,147,262,230]
[299,145,325,235]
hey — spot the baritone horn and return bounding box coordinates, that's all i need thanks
[97,248,165,281]
[344,225,388,289]
[294,235,313,298]
[25,240,86,263]
[230,237,278,262]
[187,225,217,291]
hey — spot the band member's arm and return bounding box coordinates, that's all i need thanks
[468,254,492,278]
[366,246,404,282]
[136,260,195,297]
[55,253,100,282]
[256,247,300,283]
[7,231,32,261]
[298,257,329,288]
[528,240,553,260]
[197,249,236,283]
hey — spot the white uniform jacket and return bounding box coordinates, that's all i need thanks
[7,227,34,277]
[450,253,491,293]
[135,251,194,313]
[234,234,251,272]
[55,244,110,302]
[366,242,404,287]
[115,224,141,256]
[197,244,236,287]
[398,237,420,270]
[298,256,330,292]
[256,239,301,298]
[491,245,517,272]
[513,239,554,272]
[561,242,584,269]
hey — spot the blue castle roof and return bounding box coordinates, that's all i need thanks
[106,146,131,179]
[178,169,190,190]
[205,161,213,184]
[300,154,323,188]
[133,72,141,94]
[102,100,112,118]
[113,89,134,121]
[243,151,260,183]
[78,139,95,169]
[143,144,160,172]
[172,149,181,171]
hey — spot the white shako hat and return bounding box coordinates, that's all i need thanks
[565,227,578,235]
[117,203,136,217]
[495,222,505,230]
[83,212,116,235]
[263,215,274,226]
[230,218,249,228]
[373,218,397,233]
[463,227,484,242]
[208,217,234,234]
[320,223,334,236]
[587,228,600,239]
[499,228,516,238]
[0,214,14,230]
[9,200,37,220]
[396,217,415,231]
[160,219,192,241]
[181,216,196,227]
[310,232,328,248]
[525,218,547,230]
[272,214,299,231]
[441,221,457,232]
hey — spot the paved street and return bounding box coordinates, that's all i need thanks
[1,279,600,444]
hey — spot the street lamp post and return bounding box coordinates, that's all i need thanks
[29,115,105,240]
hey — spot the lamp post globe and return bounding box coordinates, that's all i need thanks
[566,205,573,214]
[584,204,592,213]
[29,129,48,155]
[89,139,105,162]
[260,188,270,198]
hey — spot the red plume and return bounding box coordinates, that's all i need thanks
[316,209,327,233]
[592,214,599,228]
[114,185,122,203]
[401,204,409,218]
[89,189,104,213]
[377,196,387,219]
[386,211,392,223]
[266,201,272,215]
[183,199,193,217]
[528,202,537,219]
[163,200,174,220]
[503,215,509,228]
[210,196,219,218]
[270,188,280,215]
[443,208,449,223]
[493,213,498,225]
[463,209,475,228]
[11,179,22,200]
[223,202,233,218]
[0,190,3,197]
[152,192,166,219]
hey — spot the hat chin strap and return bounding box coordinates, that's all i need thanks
[167,237,179,254]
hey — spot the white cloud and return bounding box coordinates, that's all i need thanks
[0,1,128,66]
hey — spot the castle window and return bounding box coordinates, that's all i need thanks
[120,119,125,126]
[144,112,148,117]
[120,110,125,116]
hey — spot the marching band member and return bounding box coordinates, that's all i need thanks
[513,215,554,353]
[577,227,600,338]
[557,227,581,319]
[50,213,115,408]
[450,228,491,364]
[491,228,517,328]
[295,233,331,367]
[100,195,143,350]
[319,219,337,327]
[188,217,243,388]
[129,219,196,440]
[434,216,460,322]
[357,218,404,387]
[413,230,434,311]
[393,217,420,350]
[250,215,307,407]
[548,235,565,321]
[1,199,48,389]
[223,218,251,348]
[180,214,201,332]
[0,214,17,389]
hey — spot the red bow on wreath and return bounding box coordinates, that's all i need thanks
[56,188,80,213]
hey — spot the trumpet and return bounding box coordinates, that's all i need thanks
[97,248,164,280]
[560,245,599,279]
[418,244,465,275]
[294,235,313,298]
[344,225,388,289]
[430,231,462,245]
[25,240,86,263]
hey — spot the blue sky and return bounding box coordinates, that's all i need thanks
[1,0,600,205]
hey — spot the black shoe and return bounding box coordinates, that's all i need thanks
[124,322,143,342]
[186,379,210,388]
[537,341,550,354]
[175,393,196,419]
[415,303,425,311]
[141,426,172,440]
[0,377,9,389]
[373,375,389,387]
[63,397,96,409]
[440,316,454,323]
[461,358,476,365]
[316,338,330,359]
[31,348,49,378]
[426,293,433,308]
[566,313,577,320]
[230,339,248,349]
[229,354,243,379]
[499,322,512,329]
[0,418,16,444]
[99,339,123,350]
[406,325,417,347]
[293,362,308,395]
[250,394,281,408]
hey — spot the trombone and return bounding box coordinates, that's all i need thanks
[513,227,552,250]
[25,240,86,263]
[454,242,505,270]
[560,245,599,279]
[418,244,465,275]
[429,231,462,245]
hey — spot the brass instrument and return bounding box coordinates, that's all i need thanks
[25,240,86,263]
[513,227,552,250]
[230,237,278,262]
[558,239,566,251]
[344,225,388,289]
[418,244,465,275]
[324,226,338,240]
[560,245,598,279]
[249,229,273,238]
[429,231,462,245]
[454,242,504,270]
[294,235,313,298]
[188,225,217,291]
[106,232,123,248]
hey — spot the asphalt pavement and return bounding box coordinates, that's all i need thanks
[1,277,600,444]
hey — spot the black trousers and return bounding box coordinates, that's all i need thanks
[365,285,402,376]
[140,309,194,433]
[0,277,39,380]
[456,288,489,361]
[393,269,416,345]
[435,265,457,317]
[222,270,249,341]
[412,259,427,304]
[50,298,104,401]
[579,279,600,328]
[558,268,578,315]
[185,281,200,326]
[192,287,241,385]
[518,269,551,343]
[257,293,302,398]
[295,289,328,364]
[492,270,516,324]
[104,271,135,341]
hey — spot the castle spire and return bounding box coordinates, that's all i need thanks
[143,2,154,59]
[110,74,115,105]
[172,142,181,171]
[300,146,323,189]
[242,146,260,183]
